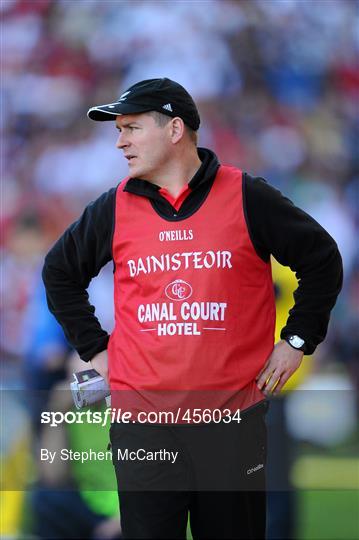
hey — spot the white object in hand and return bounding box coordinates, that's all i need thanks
[70,369,110,409]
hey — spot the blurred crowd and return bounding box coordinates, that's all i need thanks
[1,0,358,538]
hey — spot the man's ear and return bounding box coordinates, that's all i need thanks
[170,117,185,143]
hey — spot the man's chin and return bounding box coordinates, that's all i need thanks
[128,165,143,178]
[128,168,139,178]
[129,168,150,180]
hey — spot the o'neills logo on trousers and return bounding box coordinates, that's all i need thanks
[127,250,232,277]
[247,463,264,475]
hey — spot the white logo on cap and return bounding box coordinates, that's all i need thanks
[119,90,131,102]
[162,103,173,112]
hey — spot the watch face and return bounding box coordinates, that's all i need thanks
[289,335,305,349]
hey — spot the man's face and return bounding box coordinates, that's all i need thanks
[115,113,171,181]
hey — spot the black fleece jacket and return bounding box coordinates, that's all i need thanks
[42,147,343,361]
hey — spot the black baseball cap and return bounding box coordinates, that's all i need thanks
[87,77,200,131]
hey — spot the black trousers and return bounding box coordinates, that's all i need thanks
[110,401,268,539]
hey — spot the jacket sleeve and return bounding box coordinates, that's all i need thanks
[42,187,117,362]
[243,174,343,355]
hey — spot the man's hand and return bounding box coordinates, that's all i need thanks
[256,340,303,395]
[90,349,109,384]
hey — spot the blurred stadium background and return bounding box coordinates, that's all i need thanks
[1,0,358,539]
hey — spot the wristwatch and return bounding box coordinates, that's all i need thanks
[284,335,306,352]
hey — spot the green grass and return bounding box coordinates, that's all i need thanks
[184,490,359,539]
[296,490,359,540]
[187,518,193,540]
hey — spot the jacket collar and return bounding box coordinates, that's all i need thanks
[123,147,220,200]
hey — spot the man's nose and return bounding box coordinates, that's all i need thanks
[116,132,128,149]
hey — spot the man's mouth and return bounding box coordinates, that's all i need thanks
[125,155,137,163]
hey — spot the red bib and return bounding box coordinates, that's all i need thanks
[108,166,275,415]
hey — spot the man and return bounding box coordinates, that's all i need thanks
[42,78,343,539]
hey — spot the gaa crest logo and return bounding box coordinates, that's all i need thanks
[165,279,193,301]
